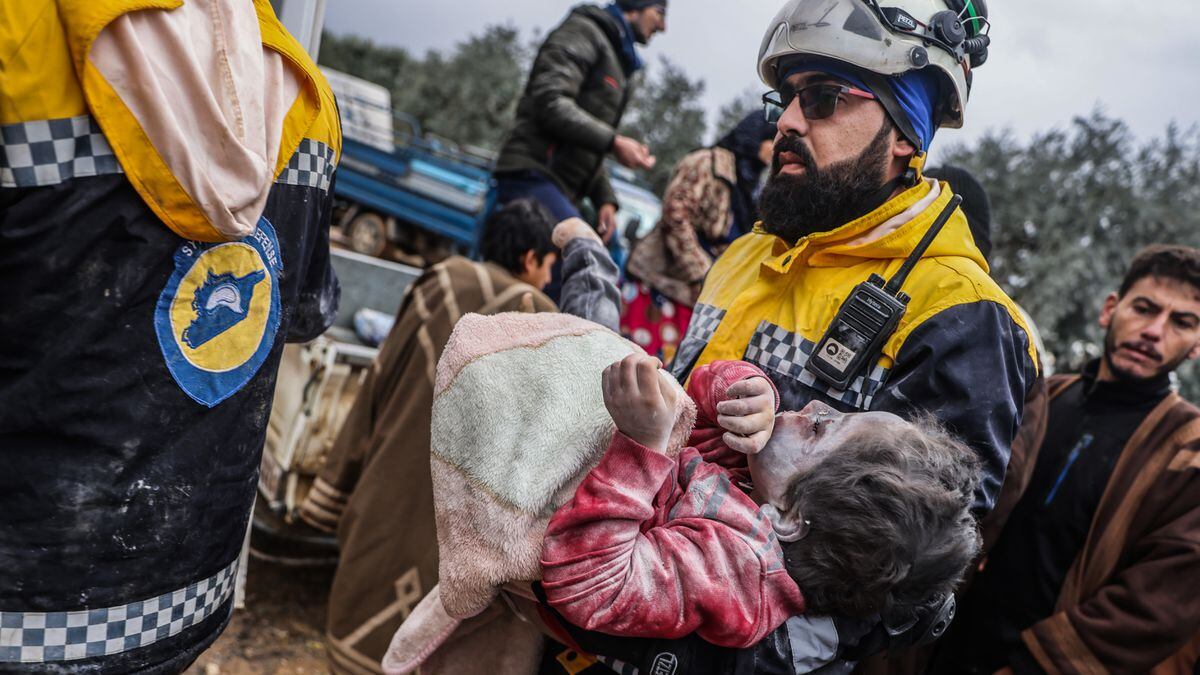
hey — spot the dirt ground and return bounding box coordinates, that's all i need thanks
[185,558,336,674]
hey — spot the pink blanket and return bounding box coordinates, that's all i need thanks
[384,312,696,674]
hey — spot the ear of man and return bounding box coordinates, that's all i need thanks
[887,123,917,180]
[891,131,917,160]
[1098,291,1120,329]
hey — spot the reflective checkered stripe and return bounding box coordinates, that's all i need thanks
[0,116,122,188]
[596,654,639,675]
[744,321,889,411]
[668,303,726,380]
[276,138,336,192]
[0,558,237,663]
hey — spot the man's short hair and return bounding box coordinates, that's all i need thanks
[1118,244,1200,298]
[780,415,981,618]
[479,199,556,275]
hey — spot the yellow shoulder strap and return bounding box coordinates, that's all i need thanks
[54,0,335,242]
[58,0,224,241]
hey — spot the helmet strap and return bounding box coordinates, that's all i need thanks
[857,155,925,227]
[864,174,909,217]
[906,152,927,186]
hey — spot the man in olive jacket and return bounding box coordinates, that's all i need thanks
[494,1,663,244]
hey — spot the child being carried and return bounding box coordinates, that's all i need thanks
[541,353,982,649]
[382,313,980,673]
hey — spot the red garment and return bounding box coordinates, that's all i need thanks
[540,361,804,649]
[619,280,694,364]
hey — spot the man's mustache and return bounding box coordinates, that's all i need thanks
[772,134,819,176]
[1120,340,1163,362]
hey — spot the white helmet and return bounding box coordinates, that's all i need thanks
[757,0,989,135]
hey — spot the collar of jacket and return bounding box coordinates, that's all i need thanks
[1079,357,1173,407]
[576,5,623,49]
[750,178,988,276]
[601,4,644,74]
[706,146,738,184]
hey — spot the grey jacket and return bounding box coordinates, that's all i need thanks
[495,5,634,208]
[558,237,621,331]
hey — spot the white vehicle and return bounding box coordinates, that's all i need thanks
[252,249,420,564]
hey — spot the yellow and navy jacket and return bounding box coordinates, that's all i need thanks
[551,183,1041,675]
[670,179,1039,515]
[0,1,340,671]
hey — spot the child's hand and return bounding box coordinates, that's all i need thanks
[716,376,776,454]
[553,217,602,249]
[602,353,678,452]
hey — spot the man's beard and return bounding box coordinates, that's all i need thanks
[757,121,894,243]
[632,24,649,44]
[1102,324,1184,382]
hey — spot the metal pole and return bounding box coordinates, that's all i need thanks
[275,0,328,59]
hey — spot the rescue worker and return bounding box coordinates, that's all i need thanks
[543,0,1041,671]
[933,244,1200,674]
[493,0,665,245]
[0,1,340,671]
[678,0,1026,518]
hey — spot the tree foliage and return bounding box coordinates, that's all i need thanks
[712,88,764,142]
[318,33,415,97]
[320,27,737,196]
[320,27,530,151]
[619,56,709,194]
[939,112,1200,398]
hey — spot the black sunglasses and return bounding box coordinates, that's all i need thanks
[762,83,876,124]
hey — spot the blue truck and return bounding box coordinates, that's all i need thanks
[322,67,661,264]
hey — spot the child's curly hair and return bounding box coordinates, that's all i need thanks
[780,414,981,618]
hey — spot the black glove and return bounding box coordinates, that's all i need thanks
[840,593,956,661]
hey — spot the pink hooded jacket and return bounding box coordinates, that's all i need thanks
[541,360,806,648]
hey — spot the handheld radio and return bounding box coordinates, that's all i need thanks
[805,194,963,390]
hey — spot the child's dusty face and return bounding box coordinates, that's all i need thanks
[748,400,910,508]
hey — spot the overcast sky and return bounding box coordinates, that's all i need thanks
[323,0,1199,156]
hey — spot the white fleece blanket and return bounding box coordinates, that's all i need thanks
[383,312,697,674]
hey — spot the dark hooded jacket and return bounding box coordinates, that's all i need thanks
[494,4,635,209]
[713,112,775,239]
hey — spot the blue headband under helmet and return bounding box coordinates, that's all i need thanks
[782,56,942,152]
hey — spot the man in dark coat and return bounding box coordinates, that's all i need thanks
[933,244,1200,674]
[493,1,664,243]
